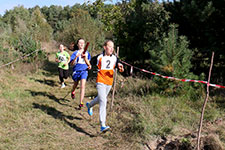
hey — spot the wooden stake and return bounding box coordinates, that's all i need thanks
[110,47,119,111]
[197,52,214,150]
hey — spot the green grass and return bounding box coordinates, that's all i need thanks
[0,61,224,149]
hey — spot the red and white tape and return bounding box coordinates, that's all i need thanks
[120,60,225,89]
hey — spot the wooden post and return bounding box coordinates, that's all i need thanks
[197,52,214,150]
[110,47,119,111]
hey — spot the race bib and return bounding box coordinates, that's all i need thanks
[59,55,67,63]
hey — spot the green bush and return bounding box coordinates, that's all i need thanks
[55,9,105,51]
[11,33,46,63]
[0,45,20,66]
[30,7,53,42]
[150,24,204,100]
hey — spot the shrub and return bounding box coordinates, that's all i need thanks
[0,45,20,66]
[11,33,47,64]
[55,9,105,52]
[150,24,204,100]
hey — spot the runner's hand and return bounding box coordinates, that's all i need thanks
[76,53,81,57]
[88,65,92,70]
[118,63,124,72]
[81,53,86,58]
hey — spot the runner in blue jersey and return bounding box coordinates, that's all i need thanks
[70,38,91,109]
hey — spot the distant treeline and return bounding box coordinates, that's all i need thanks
[0,0,224,89]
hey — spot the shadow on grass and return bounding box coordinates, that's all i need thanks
[84,92,97,99]
[42,60,73,78]
[26,89,70,106]
[32,103,95,137]
[41,60,74,86]
[30,78,58,87]
[42,60,59,77]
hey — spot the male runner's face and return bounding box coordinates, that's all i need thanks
[104,41,114,56]
[78,39,85,50]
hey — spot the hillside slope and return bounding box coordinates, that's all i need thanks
[0,48,139,149]
[0,49,224,150]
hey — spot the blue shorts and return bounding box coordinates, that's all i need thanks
[72,70,88,81]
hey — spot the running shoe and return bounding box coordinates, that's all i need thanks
[71,91,75,99]
[100,126,110,132]
[79,103,84,109]
[61,83,65,88]
[86,102,93,116]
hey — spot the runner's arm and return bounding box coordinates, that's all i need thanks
[55,54,60,63]
[66,55,71,65]
[70,52,80,66]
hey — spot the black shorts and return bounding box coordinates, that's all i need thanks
[58,67,69,79]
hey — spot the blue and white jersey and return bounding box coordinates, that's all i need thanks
[70,50,91,71]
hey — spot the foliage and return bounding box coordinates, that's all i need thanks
[0,20,11,46]
[0,45,19,66]
[3,6,30,32]
[11,33,46,63]
[115,0,170,66]
[30,7,53,42]
[40,4,86,33]
[150,24,204,99]
[0,6,49,67]
[88,0,123,34]
[55,9,105,52]
[164,0,225,85]
[40,5,63,33]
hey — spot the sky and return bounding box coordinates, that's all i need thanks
[0,0,169,16]
[0,0,88,16]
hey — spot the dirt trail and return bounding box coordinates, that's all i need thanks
[1,46,224,150]
[39,48,225,150]
[29,49,126,149]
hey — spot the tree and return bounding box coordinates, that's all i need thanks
[30,7,53,42]
[87,0,123,35]
[41,5,63,33]
[55,9,105,52]
[115,0,170,67]
[151,24,202,98]
[3,6,30,32]
[164,0,225,84]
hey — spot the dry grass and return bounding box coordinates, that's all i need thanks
[0,50,224,150]
[0,63,141,149]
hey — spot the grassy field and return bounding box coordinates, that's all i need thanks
[0,51,224,150]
